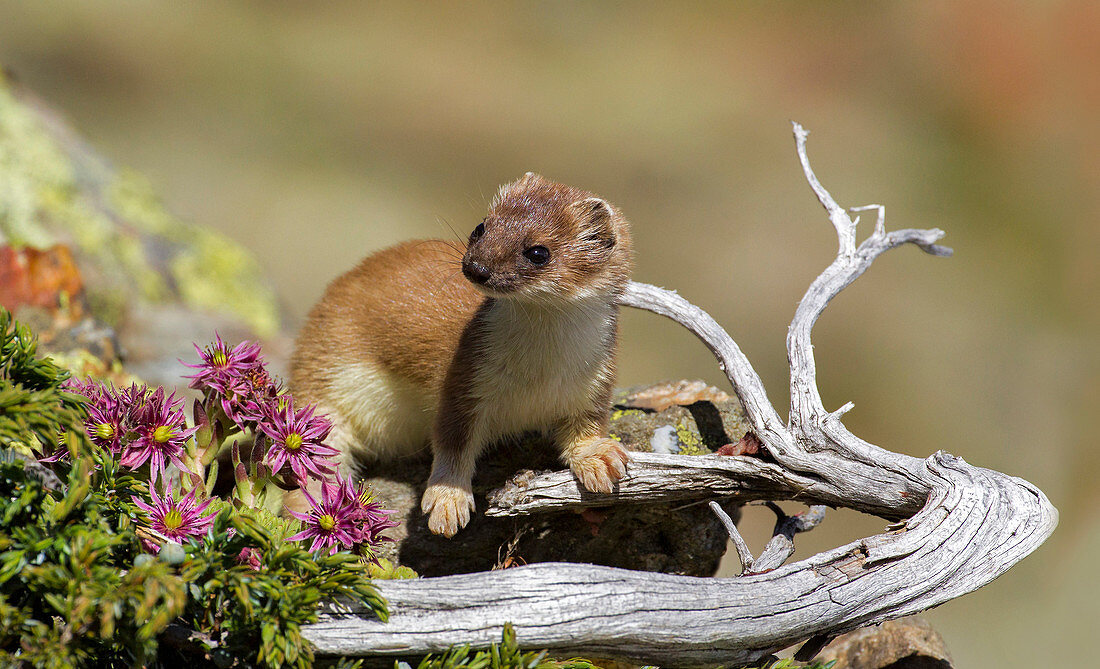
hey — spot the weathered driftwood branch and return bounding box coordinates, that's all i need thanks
[754,502,827,574]
[304,123,1057,666]
[709,501,757,571]
[709,500,828,576]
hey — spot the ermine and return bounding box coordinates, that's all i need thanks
[289,173,632,537]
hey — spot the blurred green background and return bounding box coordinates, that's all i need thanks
[1,1,1095,664]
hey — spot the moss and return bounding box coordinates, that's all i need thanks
[108,169,178,237]
[0,81,73,248]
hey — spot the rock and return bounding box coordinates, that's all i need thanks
[360,380,748,577]
[0,70,282,388]
[612,381,752,456]
[816,617,953,669]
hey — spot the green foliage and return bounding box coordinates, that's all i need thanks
[0,449,387,668]
[407,624,550,669]
[0,456,184,667]
[175,506,387,668]
[400,628,837,669]
[400,624,631,669]
[0,307,89,455]
[749,659,835,669]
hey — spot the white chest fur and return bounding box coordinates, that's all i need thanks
[469,296,615,440]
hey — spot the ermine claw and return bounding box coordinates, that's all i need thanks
[422,483,475,538]
[569,437,629,494]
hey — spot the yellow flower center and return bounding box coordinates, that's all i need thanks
[94,423,115,440]
[152,426,176,443]
[318,514,336,531]
[284,433,303,451]
[211,349,228,367]
[162,509,184,531]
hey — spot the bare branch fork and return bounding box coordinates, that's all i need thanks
[304,123,1058,666]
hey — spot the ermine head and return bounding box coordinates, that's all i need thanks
[462,173,633,302]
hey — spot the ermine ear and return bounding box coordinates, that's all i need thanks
[574,197,616,249]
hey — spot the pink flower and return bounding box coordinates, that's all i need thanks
[48,381,146,463]
[220,366,282,426]
[257,398,338,484]
[185,335,279,427]
[84,386,127,454]
[132,487,217,552]
[286,478,362,554]
[120,387,197,486]
[185,334,264,396]
[336,475,399,547]
[62,376,105,402]
[38,437,72,464]
[287,472,397,555]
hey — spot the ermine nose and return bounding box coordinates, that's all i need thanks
[463,260,491,284]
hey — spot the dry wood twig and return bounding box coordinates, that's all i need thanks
[303,123,1057,666]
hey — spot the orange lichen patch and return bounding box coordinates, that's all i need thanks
[623,380,731,412]
[0,245,84,315]
[716,432,762,457]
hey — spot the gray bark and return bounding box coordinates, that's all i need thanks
[303,123,1057,666]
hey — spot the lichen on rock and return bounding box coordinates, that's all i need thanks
[0,71,279,338]
[610,380,752,455]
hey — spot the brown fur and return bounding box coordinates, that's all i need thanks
[289,173,633,536]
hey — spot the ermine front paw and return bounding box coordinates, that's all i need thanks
[421,483,475,537]
[568,437,629,493]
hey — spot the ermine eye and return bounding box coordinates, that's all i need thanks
[469,222,485,244]
[523,245,550,265]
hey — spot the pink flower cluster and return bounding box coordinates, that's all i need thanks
[185,335,272,425]
[186,335,339,487]
[57,334,397,560]
[55,381,197,487]
[287,472,398,555]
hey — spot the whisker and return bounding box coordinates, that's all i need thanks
[410,239,465,264]
[435,215,468,246]
[438,240,466,258]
